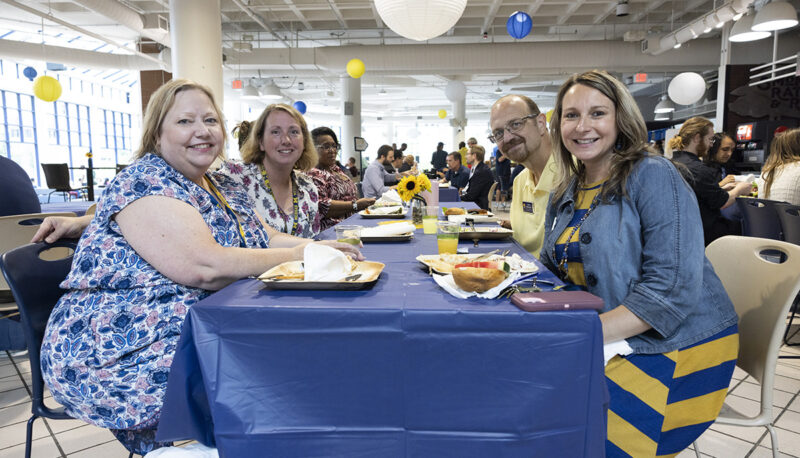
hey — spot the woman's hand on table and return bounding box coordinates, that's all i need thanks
[31,214,92,243]
[313,240,365,261]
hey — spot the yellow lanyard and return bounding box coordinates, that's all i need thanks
[203,175,247,247]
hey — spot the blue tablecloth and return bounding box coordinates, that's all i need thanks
[438,186,460,202]
[157,204,608,457]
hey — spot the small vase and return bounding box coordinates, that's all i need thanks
[410,196,425,226]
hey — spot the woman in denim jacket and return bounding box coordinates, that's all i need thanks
[541,70,739,457]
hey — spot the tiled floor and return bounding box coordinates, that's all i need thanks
[3,333,800,458]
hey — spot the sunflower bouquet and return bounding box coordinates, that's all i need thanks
[397,174,432,203]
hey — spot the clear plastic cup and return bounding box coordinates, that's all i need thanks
[422,205,439,234]
[437,221,460,254]
[335,225,362,246]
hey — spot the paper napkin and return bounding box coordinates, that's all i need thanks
[361,222,416,237]
[304,243,352,281]
[433,271,521,299]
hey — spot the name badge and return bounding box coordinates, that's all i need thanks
[522,201,534,213]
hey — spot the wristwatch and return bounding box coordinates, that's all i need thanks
[352,200,358,211]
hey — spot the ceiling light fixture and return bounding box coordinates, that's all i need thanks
[733,12,744,21]
[379,88,387,96]
[494,86,502,94]
[654,94,675,113]
[703,16,713,33]
[241,81,260,99]
[260,80,283,99]
[730,7,771,42]
[751,0,799,32]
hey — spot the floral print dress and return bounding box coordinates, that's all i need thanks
[40,154,270,451]
[306,165,358,231]
[214,161,321,238]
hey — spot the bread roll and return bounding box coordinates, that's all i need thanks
[445,207,466,216]
[452,267,507,293]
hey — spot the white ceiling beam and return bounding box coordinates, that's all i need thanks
[557,0,585,26]
[229,0,291,48]
[283,0,312,30]
[481,0,503,36]
[629,0,669,23]
[369,2,384,28]
[593,2,619,24]
[326,0,348,29]
[526,0,545,16]
[1,0,165,67]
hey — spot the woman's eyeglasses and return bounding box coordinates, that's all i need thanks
[315,143,341,152]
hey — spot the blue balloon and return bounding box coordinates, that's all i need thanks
[293,101,307,114]
[506,11,532,39]
[23,66,37,82]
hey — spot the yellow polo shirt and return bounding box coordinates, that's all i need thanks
[510,154,560,258]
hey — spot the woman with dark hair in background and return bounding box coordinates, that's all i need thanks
[703,132,737,187]
[307,126,375,231]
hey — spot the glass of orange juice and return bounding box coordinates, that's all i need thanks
[437,221,460,254]
[422,206,439,234]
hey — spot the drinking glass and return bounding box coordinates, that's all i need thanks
[437,221,460,254]
[422,205,439,234]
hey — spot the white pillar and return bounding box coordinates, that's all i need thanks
[169,0,224,107]
[715,22,731,130]
[452,97,466,149]
[341,76,362,162]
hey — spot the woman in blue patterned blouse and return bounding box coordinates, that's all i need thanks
[35,79,361,455]
[217,104,322,238]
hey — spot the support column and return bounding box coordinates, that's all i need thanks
[452,97,466,149]
[169,0,224,107]
[341,76,362,164]
[715,22,731,130]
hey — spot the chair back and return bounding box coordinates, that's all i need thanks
[40,163,72,192]
[736,197,785,240]
[356,182,364,199]
[706,236,800,416]
[0,240,77,419]
[0,212,77,300]
[777,204,800,245]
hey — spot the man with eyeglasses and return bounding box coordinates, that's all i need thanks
[489,94,559,258]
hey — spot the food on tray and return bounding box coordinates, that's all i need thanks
[363,205,404,215]
[444,207,466,216]
[452,261,510,293]
[417,253,538,275]
[467,209,489,215]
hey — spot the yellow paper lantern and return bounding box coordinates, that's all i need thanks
[438,109,447,119]
[546,109,554,123]
[33,75,62,102]
[346,58,365,79]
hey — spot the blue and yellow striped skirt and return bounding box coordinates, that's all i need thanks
[605,324,739,457]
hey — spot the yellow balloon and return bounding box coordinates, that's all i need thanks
[438,109,447,119]
[546,109,554,123]
[346,58,365,79]
[33,75,62,102]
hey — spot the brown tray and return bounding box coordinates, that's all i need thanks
[258,260,384,290]
[361,233,414,243]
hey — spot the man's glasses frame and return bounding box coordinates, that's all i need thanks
[488,114,538,144]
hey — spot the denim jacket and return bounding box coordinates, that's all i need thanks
[540,155,738,354]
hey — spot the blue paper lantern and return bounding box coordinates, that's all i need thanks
[293,101,307,114]
[506,11,532,39]
[23,66,37,82]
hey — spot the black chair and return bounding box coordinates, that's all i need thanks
[778,204,800,245]
[0,240,78,458]
[41,163,87,203]
[116,164,129,175]
[736,197,786,240]
[778,205,800,347]
[356,182,364,198]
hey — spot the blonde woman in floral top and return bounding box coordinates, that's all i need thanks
[215,105,322,238]
[308,127,375,231]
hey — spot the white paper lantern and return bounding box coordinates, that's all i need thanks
[668,72,706,106]
[374,0,468,42]
[444,80,466,102]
